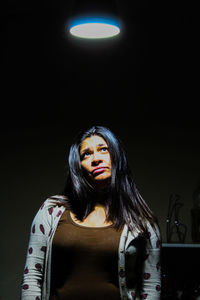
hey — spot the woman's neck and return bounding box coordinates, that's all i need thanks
[70,203,112,228]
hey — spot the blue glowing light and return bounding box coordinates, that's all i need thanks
[69,17,120,39]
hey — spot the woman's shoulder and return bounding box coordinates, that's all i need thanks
[32,195,69,226]
[34,195,69,218]
[41,195,70,209]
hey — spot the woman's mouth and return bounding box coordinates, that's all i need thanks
[92,167,107,175]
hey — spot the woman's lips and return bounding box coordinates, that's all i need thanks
[92,167,107,175]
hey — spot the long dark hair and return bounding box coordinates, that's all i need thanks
[63,125,157,235]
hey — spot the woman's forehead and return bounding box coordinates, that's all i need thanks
[80,135,107,151]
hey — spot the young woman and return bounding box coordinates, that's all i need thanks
[21,125,161,300]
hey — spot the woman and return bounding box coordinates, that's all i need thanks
[21,125,161,300]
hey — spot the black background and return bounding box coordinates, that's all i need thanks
[2,0,199,133]
[1,2,200,298]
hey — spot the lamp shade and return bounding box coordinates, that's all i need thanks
[68,0,121,39]
[69,17,120,39]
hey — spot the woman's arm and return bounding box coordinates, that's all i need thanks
[21,202,50,300]
[139,224,161,300]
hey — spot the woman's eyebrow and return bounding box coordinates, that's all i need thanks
[97,143,107,147]
[80,143,107,154]
[80,147,91,155]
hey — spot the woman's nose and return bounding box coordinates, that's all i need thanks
[91,152,102,165]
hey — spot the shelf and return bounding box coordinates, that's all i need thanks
[162,243,200,248]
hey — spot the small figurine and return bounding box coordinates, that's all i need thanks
[166,194,187,243]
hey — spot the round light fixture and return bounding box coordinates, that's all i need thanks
[69,17,120,39]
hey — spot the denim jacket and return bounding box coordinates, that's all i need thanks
[21,196,161,300]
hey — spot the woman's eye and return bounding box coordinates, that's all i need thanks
[101,147,108,152]
[81,152,90,159]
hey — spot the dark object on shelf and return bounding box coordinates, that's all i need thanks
[166,194,187,243]
[193,185,200,209]
[191,184,200,243]
[191,208,200,242]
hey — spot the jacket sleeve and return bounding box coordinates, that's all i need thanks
[139,224,161,300]
[21,201,51,300]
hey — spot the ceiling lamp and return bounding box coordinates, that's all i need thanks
[69,17,120,39]
[68,0,121,39]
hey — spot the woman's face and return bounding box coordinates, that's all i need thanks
[80,135,111,185]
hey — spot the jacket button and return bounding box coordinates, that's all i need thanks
[121,281,125,287]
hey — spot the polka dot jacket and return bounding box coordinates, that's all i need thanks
[21,196,161,300]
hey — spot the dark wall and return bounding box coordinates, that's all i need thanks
[1,0,199,298]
